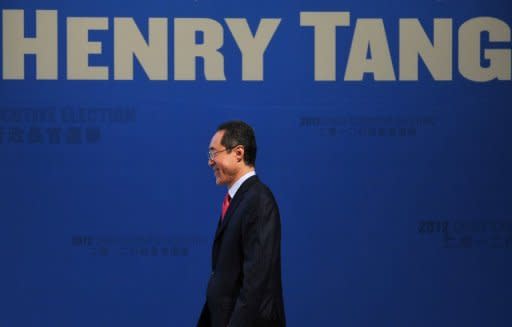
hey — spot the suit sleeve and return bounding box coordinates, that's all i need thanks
[228,194,279,327]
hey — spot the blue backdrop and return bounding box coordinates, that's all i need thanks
[1,0,511,326]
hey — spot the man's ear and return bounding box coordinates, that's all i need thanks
[235,146,244,162]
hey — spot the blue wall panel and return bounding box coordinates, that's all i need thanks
[1,1,511,326]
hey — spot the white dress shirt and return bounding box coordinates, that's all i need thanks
[228,170,256,199]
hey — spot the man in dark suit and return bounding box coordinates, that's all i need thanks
[197,121,286,327]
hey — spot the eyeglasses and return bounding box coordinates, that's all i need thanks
[207,145,241,160]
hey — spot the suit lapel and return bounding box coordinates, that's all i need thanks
[214,175,259,242]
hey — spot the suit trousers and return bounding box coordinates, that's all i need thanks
[252,320,282,327]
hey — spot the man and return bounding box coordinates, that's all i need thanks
[197,121,286,327]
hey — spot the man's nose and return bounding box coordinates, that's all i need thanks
[208,158,215,167]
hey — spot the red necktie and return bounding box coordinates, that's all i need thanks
[221,193,231,221]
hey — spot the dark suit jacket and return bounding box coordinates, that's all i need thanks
[197,175,286,327]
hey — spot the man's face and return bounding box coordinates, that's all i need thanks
[208,130,239,187]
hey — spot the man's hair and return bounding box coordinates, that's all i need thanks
[217,120,257,166]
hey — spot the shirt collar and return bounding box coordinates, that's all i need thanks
[228,170,256,199]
